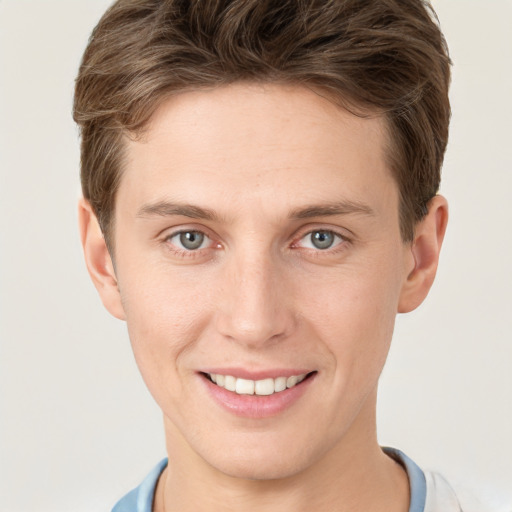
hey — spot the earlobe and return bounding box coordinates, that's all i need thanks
[398,195,449,313]
[78,198,126,320]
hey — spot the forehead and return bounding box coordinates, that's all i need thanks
[118,83,397,221]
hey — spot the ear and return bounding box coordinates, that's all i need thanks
[78,198,126,320]
[398,195,449,313]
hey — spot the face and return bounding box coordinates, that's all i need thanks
[103,83,416,479]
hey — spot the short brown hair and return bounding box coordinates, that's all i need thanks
[73,0,451,246]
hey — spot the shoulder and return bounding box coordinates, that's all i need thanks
[424,471,463,511]
[426,471,512,512]
[383,447,481,512]
[112,459,168,512]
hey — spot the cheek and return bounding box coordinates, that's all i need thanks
[302,259,402,373]
[117,268,213,397]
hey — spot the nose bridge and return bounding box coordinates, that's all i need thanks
[216,244,293,347]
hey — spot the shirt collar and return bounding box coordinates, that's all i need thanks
[112,449,427,512]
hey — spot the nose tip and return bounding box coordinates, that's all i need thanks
[215,257,295,348]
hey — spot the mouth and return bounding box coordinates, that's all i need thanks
[202,371,315,396]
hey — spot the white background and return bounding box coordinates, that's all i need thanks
[0,1,511,510]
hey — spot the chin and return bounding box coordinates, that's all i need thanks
[213,454,304,481]
[200,434,326,481]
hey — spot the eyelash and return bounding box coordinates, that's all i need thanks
[162,227,350,259]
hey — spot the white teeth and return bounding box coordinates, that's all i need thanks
[286,375,298,388]
[236,378,255,395]
[274,376,287,393]
[254,378,274,396]
[224,375,236,392]
[207,372,308,395]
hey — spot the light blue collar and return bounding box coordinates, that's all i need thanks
[112,448,426,512]
[111,458,168,512]
[383,447,427,512]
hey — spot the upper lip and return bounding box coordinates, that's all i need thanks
[199,368,314,380]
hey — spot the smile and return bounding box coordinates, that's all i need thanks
[206,372,309,396]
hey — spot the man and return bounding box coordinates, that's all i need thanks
[74,1,458,510]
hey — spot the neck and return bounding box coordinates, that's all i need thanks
[154,390,409,512]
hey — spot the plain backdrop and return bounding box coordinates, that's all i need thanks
[0,1,511,510]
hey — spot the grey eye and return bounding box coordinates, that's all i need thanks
[299,230,343,250]
[310,230,335,249]
[172,231,207,250]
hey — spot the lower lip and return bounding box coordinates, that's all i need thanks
[200,373,315,419]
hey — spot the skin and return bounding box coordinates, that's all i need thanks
[79,83,448,511]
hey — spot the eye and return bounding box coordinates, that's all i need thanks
[167,230,211,251]
[299,230,344,250]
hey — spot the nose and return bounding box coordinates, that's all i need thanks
[215,249,296,348]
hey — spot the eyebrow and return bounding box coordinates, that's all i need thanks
[136,201,219,221]
[136,199,375,221]
[289,201,375,219]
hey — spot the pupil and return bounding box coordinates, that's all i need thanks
[180,231,204,250]
[312,231,334,249]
